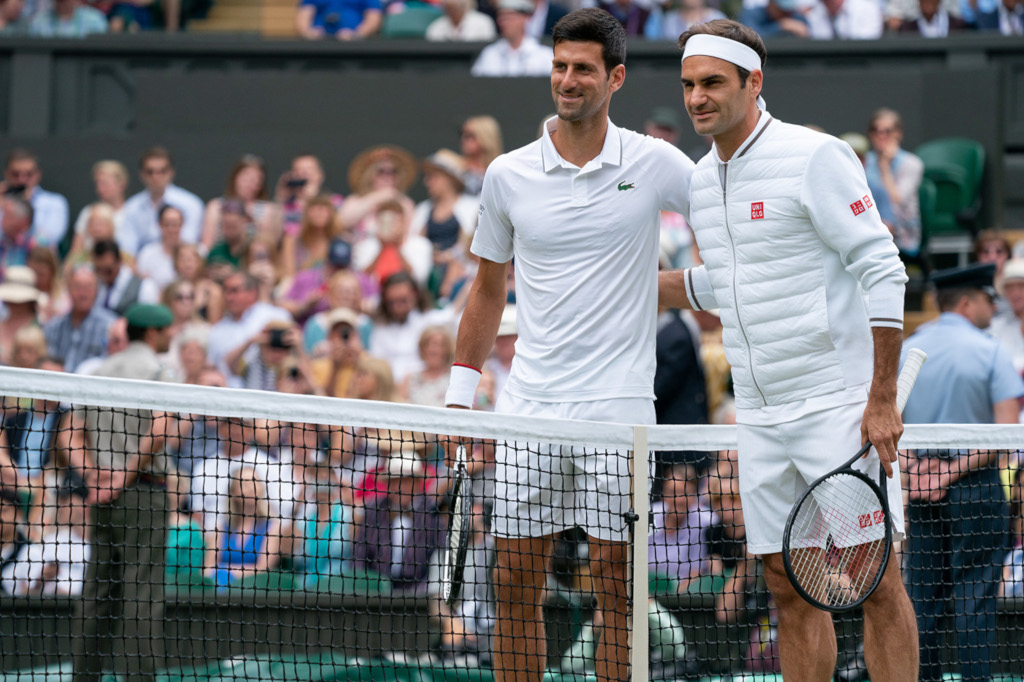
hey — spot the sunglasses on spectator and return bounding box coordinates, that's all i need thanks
[376,166,398,176]
[870,127,897,136]
[143,165,171,176]
[175,292,195,301]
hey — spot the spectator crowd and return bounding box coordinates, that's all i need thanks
[0,99,1022,679]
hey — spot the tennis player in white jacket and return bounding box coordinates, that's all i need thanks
[659,19,919,682]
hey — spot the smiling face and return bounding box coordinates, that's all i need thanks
[681,55,761,159]
[550,41,624,125]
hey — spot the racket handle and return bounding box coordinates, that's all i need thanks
[896,348,927,413]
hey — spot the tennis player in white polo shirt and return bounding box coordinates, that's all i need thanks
[444,8,695,682]
[659,19,918,682]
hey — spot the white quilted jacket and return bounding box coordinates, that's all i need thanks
[684,113,907,412]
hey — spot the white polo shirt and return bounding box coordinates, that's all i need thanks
[472,116,695,403]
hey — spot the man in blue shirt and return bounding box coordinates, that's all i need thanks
[901,262,1024,682]
[296,0,382,39]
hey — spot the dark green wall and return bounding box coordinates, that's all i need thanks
[2,34,1022,228]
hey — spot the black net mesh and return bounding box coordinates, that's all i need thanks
[0,376,1022,682]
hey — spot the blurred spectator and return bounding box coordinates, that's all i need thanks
[281,237,360,326]
[398,325,455,406]
[426,0,498,39]
[290,463,355,587]
[884,0,958,28]
[92,239,160,316]
[645,0,725,39]
[740,0,814,37]
[896,0,972,32]
[276,154,343,239]
[27,245,66,323]
[654,305,709,476]
[524,0,568,37]
[204,199,251,272]
[598,0,651,34]
[471,0,554,77]
[978,229,1013,312]
[168,323,209,385]
[136,204,186,290]
[71,161,129,253]
[206,270,291,387]
[864,108,923,258]
[347,353,398,401]
[201,154,281,251]
[29,0,107,34]
[174,243,224,323]
[0,357,67,497]
[806,0,884,37]
[410,149,479,300]
[459,115,504,196]
[0,196,35,276]
[902,263,1024,682]
[189,417,293,536]
[310,308,364,398]
[369,272,455,383]
[165,469,205,585]
[204,465,282,588]
[227,320,309,393]
[353,450,444,591]
[483,303,516,401]
[3,149,69,250]
[988,258,1024,374]
[15,489,89,596]
[840,131,870,165]
[119,147,204,258]
[999,466,1024,598]
[353,198,433,289]
[295,0,382,39]
[649,463,713,588]
[164,365,224,473]
[43,266,116,373]
[74,316,129,376]
[302,267,372,357]
[0,266,40,364]
[244,234,282,303]
[977,0,1022,32]
[0,490,30,595]
[66,202,118,274]
[10,324,48,370]
[282,194,344,283]
[340,145,418,244]
[0,0,31,33]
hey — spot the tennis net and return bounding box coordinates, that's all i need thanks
[0,366,1022,682]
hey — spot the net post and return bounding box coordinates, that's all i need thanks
[629,424,650,682]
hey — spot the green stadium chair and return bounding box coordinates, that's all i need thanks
[380,4,443,39]
[914,137,986,237]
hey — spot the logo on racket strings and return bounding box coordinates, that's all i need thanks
[858,509,885,528]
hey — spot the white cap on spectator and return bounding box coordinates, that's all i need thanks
[497,0,534,13]
[0,266,39,304]
[326,307,360,331]
[1003,258,1024,283]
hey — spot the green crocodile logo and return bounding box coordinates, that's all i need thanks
[617,181,635,191]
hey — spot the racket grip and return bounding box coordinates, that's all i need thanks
[896,348,927,413]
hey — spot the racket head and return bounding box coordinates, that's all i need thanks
[441,461,473,606]
[782,466,892,613]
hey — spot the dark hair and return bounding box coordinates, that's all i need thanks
[869,107,903,135]
[677,19,767,88]
[127,323,147,343]
[226,269,261,292]
[936,287,976,312]
[552,8,626,74]
[5,148,38,170]
[92,238,122,261]
[157,203,183,225]
[378,271,431,322]
[140,146,173,169]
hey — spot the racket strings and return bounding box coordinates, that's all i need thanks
[788,471,888,608]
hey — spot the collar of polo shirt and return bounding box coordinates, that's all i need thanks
[540,116,624,172]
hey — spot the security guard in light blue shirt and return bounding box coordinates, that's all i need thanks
[901,262,1024,682]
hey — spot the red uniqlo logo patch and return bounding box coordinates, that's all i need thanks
[873,509,884,524]
[751,202,764,220]
[863,195,874,208]
[858,513,873,528]
[850,200,866,216]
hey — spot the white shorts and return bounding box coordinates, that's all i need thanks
[490,392,655,543]
[737,399,906,555]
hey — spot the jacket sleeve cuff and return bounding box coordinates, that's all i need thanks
[867,283,905,330]
[685,266,717,312]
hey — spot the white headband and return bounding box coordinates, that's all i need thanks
[681,34,767,110]
[681,34,762,73]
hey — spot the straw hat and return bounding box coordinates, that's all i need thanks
[0,266,39,304]
[347,145,418,196]
[422,149,467,193]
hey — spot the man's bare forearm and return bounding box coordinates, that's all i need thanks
[658,269,692,310]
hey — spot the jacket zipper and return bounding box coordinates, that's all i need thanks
[721,162,767,405]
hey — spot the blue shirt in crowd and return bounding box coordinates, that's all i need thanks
[301,0,381,34]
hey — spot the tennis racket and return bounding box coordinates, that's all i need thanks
[441,444,473,606]
[782,348,927,613]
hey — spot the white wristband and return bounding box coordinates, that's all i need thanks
[445,364,482,408]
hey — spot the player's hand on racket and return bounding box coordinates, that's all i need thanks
[860,392,904,479]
